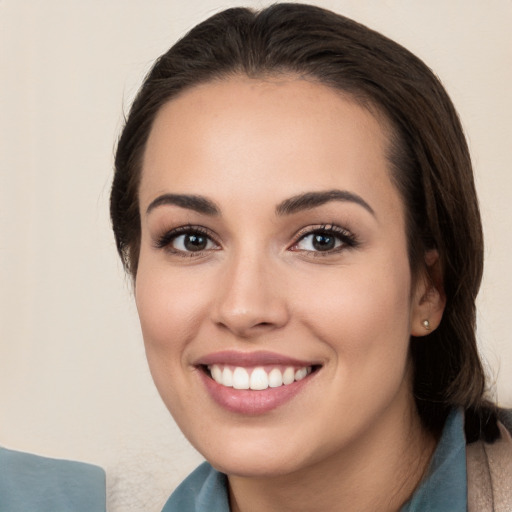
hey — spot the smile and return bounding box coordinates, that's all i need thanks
[207,364,313,390]
[196,351,321,414]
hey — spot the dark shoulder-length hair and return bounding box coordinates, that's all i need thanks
[111,3,497,441]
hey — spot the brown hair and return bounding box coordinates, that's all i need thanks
[111,3,496,440]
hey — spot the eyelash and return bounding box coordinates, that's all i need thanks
[154,225,220,257]
[154,224,358,257]
[290,224,359,256]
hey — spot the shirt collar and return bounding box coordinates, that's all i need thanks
[400,408,467,511]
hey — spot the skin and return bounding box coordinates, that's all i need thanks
[135,76,445,511]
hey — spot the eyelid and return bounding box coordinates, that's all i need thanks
[153,224,221,254]
[289,224,358,253]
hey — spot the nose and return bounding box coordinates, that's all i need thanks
[211,251,290,338]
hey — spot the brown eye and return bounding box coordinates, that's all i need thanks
[155,226,219,255]
[311,233,337,251]
[182,233,208,251]
[172,232,215,252]
[290,225,358,254]
[295,231,343,252]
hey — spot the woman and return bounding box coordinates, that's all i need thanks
[110,4,512,511]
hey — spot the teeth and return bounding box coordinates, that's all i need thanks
[295,367,308,381]
[268,368,283,388]
[282,367,295,385]
[232,367,250,389]
[209,364,312,390]
[250,367,268,390]
[222,367,233,387]
[211,364,222,383]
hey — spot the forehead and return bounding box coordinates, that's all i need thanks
[140,76,400,218]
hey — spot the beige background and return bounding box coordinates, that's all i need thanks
[1,1,511,511]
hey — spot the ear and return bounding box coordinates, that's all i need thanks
[410,250,446,337]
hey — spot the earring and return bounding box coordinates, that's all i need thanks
[422,319,430,330]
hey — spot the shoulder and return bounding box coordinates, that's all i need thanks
[161,461,230,512]
[466,408,512,512]
[0,447,106,512]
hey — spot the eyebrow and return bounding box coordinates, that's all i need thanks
[146,194,220,216]
[145,189,374,218]
[276,189,375,216]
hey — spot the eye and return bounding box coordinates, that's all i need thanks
[172,232,215,252]
[296,232,341,251]
[291,225,357,253]
[155,226,219,255]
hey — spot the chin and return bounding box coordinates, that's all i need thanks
[207,450,309,479]
[184,423,329,479]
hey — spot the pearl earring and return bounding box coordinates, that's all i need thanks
[422,319,430,330]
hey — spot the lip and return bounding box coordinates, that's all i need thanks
[195,350,317,367]
[195,350,320,415]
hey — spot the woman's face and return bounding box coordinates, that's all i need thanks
[136,77,433,477]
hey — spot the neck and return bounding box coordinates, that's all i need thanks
[228,399,436,512]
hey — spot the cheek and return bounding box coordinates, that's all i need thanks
[135,259,210,362]
[134,261,208,414]
[294,256,413,366]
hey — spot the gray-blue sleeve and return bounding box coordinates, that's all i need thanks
[0,447,106,512]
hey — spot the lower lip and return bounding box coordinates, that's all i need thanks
[198,369,315,415]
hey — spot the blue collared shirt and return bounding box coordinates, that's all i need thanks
[162,409,467,512]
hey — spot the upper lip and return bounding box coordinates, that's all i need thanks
[195,350,320,367]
